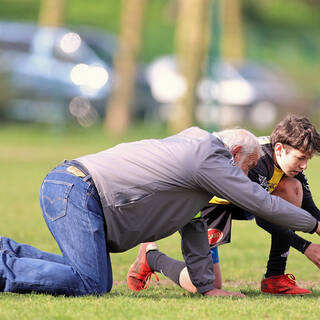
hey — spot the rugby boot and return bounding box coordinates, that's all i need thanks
[261,273,311,295]
[127,242,159,291]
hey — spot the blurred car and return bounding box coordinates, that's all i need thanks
[0,21,112,126]
[146,55,306,128]
[0,21,158,126]
[74,25,159,120]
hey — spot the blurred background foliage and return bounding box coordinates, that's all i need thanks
[243,0,320,96]
[1,0,319,64]
[0,0,319,133]
[1,0,319,63]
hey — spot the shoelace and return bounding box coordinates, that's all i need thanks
[139,271,159,290]
[282,273,296,285]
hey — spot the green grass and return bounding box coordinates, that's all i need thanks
[1,123,320,319]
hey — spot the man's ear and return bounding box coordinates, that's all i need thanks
[231,145,242,157]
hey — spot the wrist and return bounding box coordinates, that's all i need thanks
[302,241,312,254]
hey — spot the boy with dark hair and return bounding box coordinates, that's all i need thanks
[253,114,320,294]
[128,114,320,295]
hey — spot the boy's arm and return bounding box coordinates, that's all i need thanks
[296,171,320,220]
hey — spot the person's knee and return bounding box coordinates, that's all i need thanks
[273,177,303,207]
[277,177,302,193]
[179,267,197,294]
[83,278,112,296]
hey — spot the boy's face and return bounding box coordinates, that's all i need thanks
[274,143,312,177]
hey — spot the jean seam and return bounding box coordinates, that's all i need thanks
[77,188,102,285]
[0,237,15,256]
[83,211,100,284]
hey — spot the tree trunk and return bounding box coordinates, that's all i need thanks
[221,0,244,62]
[169,0,208,133]
[105,0,147,136]
[39,0,65,27]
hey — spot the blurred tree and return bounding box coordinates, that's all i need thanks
[302,0,320,5]
[221,0,244,62]
[105,0,147,135]
[0,72,11,115]
[39,0,65,27]
[169,0,208,133]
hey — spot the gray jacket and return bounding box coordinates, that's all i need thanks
[77,127,318,293]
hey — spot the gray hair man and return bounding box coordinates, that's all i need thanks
[216,128,260,175]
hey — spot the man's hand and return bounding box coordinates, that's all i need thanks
[304,243,320,268]
[203,288,246,298]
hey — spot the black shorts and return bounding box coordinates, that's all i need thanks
[202,204,253,248]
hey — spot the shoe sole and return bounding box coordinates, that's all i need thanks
[261,291,312,296]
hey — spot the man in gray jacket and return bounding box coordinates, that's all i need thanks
[0,127,319,297]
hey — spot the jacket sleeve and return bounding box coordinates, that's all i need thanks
[179,219,215,294]
[194,158,318,233]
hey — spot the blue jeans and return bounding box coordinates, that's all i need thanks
[0,161,113,296]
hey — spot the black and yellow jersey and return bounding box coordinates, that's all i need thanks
[248,136,284,193]
[248,137,320,220]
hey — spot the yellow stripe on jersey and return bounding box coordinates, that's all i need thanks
[193,196,230,219]
[209,196,230,205]
[268,165,284,193]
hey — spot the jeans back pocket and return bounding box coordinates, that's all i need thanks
[40,179,73,221]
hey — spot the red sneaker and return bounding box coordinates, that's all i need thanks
[261,274,312,295]
[127,242,159,291]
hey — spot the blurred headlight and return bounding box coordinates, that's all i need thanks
[90,66,109,89]
[147,56,186,103]
[70,64,109,89]
[150,71,186,103]
[217,80,255,105]
[60,32,82,54]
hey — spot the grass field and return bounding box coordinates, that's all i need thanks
[1,123,320,319]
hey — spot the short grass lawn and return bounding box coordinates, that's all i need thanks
[1,123,320,320]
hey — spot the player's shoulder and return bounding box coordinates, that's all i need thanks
[250,136,273,178]
[258,136,271,146]
[257,136,273,158]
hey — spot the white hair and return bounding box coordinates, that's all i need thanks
[215,128,260,156]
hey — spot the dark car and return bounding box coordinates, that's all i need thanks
[0,21,158,126]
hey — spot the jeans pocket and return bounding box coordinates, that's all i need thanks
[41,179,73,221]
